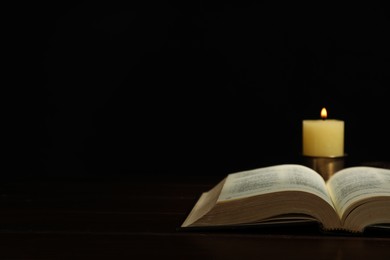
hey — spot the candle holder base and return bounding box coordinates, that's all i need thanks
[302,154,347,181]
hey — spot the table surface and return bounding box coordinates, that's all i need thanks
[1,164,390,259]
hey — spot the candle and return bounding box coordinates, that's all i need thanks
[302,108,344,157]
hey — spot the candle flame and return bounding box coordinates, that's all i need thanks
[321,107,327,120]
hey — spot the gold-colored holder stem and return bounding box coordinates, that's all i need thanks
[302,154,347,181]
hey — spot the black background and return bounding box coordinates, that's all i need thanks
[21,2,389,179]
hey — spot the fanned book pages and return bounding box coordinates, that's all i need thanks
[180,164,390,233]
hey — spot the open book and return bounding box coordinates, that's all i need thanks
[181,164,390,233]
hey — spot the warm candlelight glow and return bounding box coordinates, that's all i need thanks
[321,107,327,120]
[303,107,344,157]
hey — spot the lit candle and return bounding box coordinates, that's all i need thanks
[302,108,344,157]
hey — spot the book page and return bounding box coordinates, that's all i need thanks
[218,164,334,207]
[326,167,390,218]
[181,178,226,227]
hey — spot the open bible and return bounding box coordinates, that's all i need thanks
[181,164,390,233]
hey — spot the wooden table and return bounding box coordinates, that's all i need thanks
[0,170,389,259]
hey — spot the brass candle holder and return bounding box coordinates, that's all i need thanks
[302,154,347,181]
